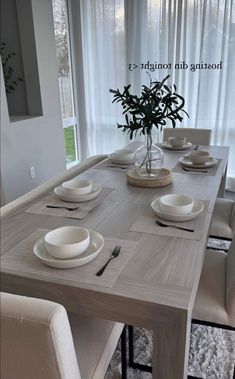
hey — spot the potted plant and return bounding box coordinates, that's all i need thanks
[0,42,23,94]
[110,74,189,176]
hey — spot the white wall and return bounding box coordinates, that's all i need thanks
[0,0,66,204]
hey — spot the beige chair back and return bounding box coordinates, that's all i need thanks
[163,128,212,145]
[0,154,107,216]
[226,237,235,324]
[1,292,81,379]
[231,203,235,235]
[209,198,235,240]
[1,292,124,379]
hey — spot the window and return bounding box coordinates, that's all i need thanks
[52,0,78,166]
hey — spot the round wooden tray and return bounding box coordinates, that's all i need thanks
[126,168,173,188]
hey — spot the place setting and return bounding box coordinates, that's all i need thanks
[173,149,221,175]
[129,193,209,240]
[54,178,102,202]
[160,136,193,151]
[34,226,104,269]
[96,148,135,171]
[25,177,114,219]
[1,227,138,287]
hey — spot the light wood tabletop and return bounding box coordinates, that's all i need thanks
[0,143,229,379]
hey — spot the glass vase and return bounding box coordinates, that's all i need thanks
[135,131,164,177]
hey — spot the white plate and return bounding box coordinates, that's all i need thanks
[161,141,192,150]
[151,197,204,222]
[179,156,217,168]
[33,230,104,269]
[109,154,135,165]
[54,183,102,202]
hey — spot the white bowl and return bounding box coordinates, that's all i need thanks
[62,179,92,196]
[187,150,210,165]
[110,149,135,163]
[159,194,194,215]
[44,226,90,259]
[151,198,204,221]
[168,136,186,147]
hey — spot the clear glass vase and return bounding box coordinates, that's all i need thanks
[135,132,164,177]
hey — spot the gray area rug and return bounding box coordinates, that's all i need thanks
[105,239,235,379]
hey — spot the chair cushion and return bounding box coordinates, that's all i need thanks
[193,249,229,326]
[69,312,123,379]
[209,198,234,239]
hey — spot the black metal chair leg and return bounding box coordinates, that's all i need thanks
[128,324,234,379]
[128,325,134,368]
[192,319,235,331]
[121,325,127,379]
[128,325,152,373]
[209,235,232,242]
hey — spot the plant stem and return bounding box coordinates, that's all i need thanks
[139,131,153,175]
[147,132,152,174]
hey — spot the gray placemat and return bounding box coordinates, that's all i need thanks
[172,159,222,176]
[25,187,114,220]
[129,200,209,240]
[1,228,138,288]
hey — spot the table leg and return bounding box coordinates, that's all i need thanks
[152,311,191,379]
[218,163,227,198]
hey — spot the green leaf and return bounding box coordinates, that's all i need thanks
[109,73,189,138]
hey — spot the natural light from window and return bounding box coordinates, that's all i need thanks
[52,0,78,166]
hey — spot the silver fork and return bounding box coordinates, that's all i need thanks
[96,246,121,276]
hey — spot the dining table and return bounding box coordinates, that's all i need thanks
[0,142,229,379]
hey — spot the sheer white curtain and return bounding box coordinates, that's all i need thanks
[147,0,235,188]
[69,0,235,188]
[68,0,129,158]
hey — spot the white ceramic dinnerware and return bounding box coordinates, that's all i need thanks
[54,183,102,202]
[33,230,104,269]
[179,156,217,169]
[62,179,92,196]
[109,149,135,164]
[151,197,204,222]
[44,226,90,259]
[161,141,192,150]
[168,136,186,148]
[159,194,194,215]
[187,150,209,165]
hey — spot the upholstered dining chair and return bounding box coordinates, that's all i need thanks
[128,238,235,377]
[192,238,235,329]
[162,127,212,145]
[1,292,127,379]
[1,154,108,216]
[190,237,235,378]
[162,128,234,244]
[209,198,235,242]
